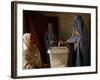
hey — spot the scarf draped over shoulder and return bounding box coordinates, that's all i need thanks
[23,33,42,69]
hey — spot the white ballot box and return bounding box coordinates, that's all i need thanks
[48,47,69,68]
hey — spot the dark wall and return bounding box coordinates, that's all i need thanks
[37,12,90,40]
[23,10,58,63]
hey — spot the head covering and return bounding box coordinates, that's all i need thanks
[74,15,87,39]
[44,23,57,49]
[23,33,32,49]
[67,15,90,66]
[44,23,57,64]
[23,33,42,69]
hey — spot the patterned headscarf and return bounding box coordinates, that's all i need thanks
[23,33,42,69]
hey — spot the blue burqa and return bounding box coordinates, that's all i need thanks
[67,15,90,66]
[44,23,57,64]
[44,23,57,49]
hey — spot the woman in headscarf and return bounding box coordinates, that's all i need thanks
[23,33,43,69]
[67,15,90,66]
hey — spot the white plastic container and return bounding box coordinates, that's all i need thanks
[48,47,69,68]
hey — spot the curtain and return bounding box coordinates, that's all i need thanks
[23,11,58,64]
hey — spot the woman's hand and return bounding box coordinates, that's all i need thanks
[74,43,78,50]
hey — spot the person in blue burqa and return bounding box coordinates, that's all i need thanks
[44,23,57,64]
[67,15,90,66]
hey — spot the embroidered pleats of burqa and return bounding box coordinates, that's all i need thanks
[44,23,57,64]
[67,15,90,66]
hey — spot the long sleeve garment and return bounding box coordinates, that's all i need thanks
[67,15,90,66]
[44,23,57,49]
[44,23,57,64]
